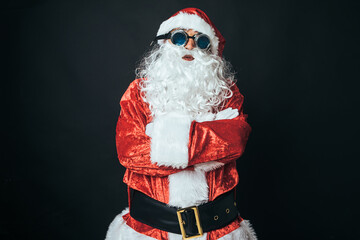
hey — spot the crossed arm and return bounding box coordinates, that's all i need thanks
[116,80,252,177]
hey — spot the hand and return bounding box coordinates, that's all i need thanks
[194,112,215,123]
[215,108,239,120]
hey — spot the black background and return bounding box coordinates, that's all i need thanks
[2,0,359,239]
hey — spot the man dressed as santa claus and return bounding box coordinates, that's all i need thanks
[106,8,257,240]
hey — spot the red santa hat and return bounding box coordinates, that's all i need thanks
[156,8,226,57]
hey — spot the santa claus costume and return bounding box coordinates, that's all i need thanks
[106,8,257,240]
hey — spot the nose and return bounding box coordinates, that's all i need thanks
[184,38,196,50]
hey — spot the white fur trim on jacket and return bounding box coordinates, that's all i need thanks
[168,170,209,208]
[168,169,208,239]
[156,12,219,55]
[105,208,157,240]
[149,112,192,169]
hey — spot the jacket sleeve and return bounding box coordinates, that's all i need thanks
[188,84,252,169]
[116,80,189,176]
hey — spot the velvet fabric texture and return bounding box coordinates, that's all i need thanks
[115,79,252,240]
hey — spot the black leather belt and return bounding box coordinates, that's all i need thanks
[129,188,239,239]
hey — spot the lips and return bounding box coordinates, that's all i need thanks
[182,55,194,61]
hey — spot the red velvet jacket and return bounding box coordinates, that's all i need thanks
[116,79,252,240]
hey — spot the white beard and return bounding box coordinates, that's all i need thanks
[137,43,235,118]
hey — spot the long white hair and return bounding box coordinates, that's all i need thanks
[136,42,236,117]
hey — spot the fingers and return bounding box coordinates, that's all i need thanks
[215,108,239,120]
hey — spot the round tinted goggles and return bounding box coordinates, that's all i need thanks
[152,30,211,51]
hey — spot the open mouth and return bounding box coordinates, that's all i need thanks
[182,55,194,61]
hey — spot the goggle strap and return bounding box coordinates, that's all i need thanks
[150,33,172,46]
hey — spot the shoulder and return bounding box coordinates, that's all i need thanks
[224,82,244,110]
[230,83,244,99]
[120,78,146,102]
[119,79,152,120]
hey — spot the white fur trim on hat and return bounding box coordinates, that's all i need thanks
[157,12,219,55]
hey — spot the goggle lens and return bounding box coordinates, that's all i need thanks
[197,35,211,49]
[171,32,187,46]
